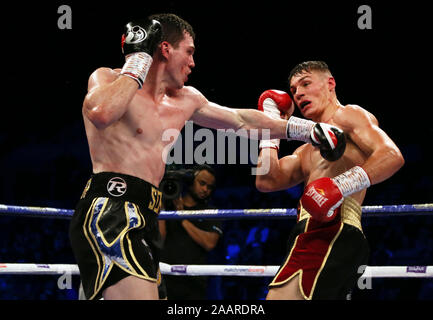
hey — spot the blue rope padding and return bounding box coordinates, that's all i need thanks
[0,205,74,219]
[0,203,432,220]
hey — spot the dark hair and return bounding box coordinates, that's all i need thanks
[194,164,216,179]
[288,61,331,86]
[149,13,195,48]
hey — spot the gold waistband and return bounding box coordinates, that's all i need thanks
[299,197,363,232]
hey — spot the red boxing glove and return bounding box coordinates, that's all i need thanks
[257,90,293,118]
[258,90,293,150]
[301,177,344,222]
[301,166,371,222]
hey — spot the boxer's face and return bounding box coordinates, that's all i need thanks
[290,71,335,120]
[165,31,195,89]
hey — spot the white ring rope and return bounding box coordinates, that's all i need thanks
[1,263,432,278]
[1,204,432,284]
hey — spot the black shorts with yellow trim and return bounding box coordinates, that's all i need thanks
[69,172,165,300]
[269,197,370,300]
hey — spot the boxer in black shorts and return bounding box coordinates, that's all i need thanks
[69,172,164,300]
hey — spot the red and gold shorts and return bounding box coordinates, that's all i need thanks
[269,197,369,300]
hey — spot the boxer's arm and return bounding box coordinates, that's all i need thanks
[191,99,288,139]
[255,146,305,192]
[83,67,138,129]
[191,92,345,160]
[340,105,404,184]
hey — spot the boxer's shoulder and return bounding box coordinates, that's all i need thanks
[294,142,311,158]
[334,104,378,129]
[170,85,208,106]
[91,67,120,77]
[181,85,205,98]
[88,67,120,87]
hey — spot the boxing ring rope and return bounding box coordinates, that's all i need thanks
[1,263,433,278]
[1,203,433,279]
[1,203,433,220]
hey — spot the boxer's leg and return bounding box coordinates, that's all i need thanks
[103,275,158,300]
[266,274,305,300]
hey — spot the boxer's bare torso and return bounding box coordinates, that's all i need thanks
[294,105,372,205]
[258,101,401,207]
[84,68,203,186]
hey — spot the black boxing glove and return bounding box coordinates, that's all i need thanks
[286,118,346,161]
[311,123,346,161]
[120,19,162,88]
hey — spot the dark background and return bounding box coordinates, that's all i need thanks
[0,1,432,300]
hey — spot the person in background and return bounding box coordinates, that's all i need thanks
[159,165,222,299]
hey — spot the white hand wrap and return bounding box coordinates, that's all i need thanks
[120,52,153,88]
[259,96,281,149]
[286,116,315,143]
[333,166,371,197]
[259,139,280,150]
[262,97,282,120]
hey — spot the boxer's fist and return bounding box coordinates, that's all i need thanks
[120,19,162,88]
[301,166,371,222]
[286,118,345,162]
[311,123,346,161]
[258,90,294,120]
[301,177,343,222]
[258,90,293,150]
[121,19,162,57]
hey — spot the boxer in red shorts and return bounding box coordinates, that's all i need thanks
[255,61,404,299]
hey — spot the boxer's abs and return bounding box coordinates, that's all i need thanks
[85,120,173,187]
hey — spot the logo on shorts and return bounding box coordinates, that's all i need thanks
[107,177,127,197]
